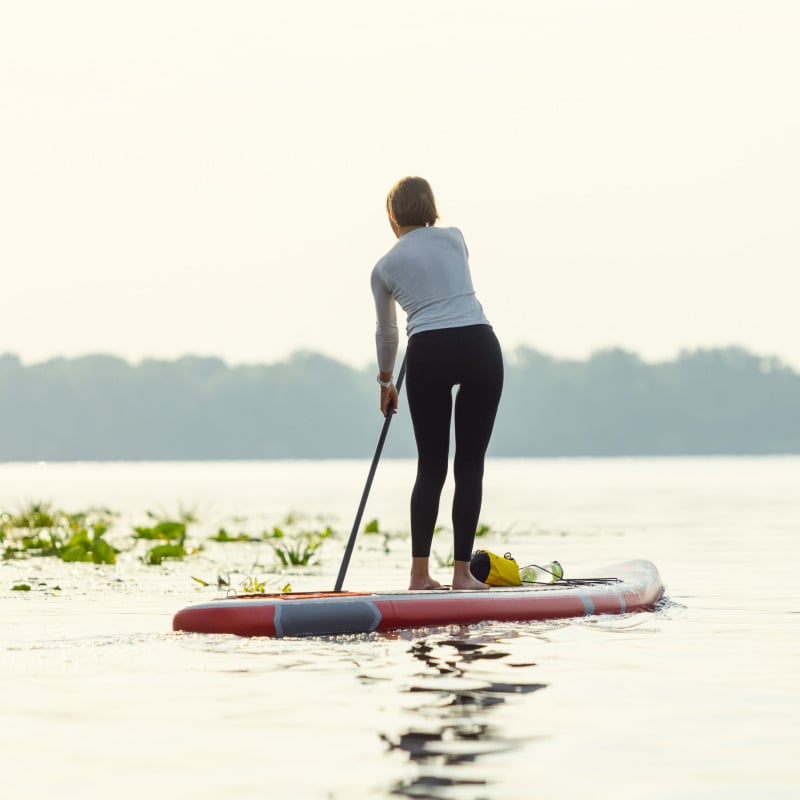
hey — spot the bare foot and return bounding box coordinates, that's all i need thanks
[408,576,444,590]
[451,560,490,590]
[451,574,490,590]
[409,556,442,590]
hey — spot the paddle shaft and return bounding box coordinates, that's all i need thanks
[334,356,407,592]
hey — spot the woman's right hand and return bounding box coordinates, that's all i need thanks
[380,384,399,417]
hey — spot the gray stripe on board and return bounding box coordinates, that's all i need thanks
[274,600,382,637]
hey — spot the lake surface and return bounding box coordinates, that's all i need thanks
[1,457,798,799]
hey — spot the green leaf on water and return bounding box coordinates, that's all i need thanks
[10,502,57,529]
[133,521,186,541]
[143,543,187,565]
[60,544,93,563]
[58,525,117,564]
[90,537,117,564]
[210,528,253,543]
[191,576,210,587]
[241,576,266,593]
[364,518,380,534]
[12,583,31,591]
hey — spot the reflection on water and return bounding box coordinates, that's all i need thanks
[370,633,547,799]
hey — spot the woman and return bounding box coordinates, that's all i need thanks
[371,176,504,590]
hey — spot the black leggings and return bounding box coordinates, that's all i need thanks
[405,324,504,562]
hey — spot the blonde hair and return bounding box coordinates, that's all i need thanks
[386,176,439,227]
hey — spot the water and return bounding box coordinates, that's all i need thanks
[1,457,798,799]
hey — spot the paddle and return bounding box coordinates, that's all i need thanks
[334,356,407,592]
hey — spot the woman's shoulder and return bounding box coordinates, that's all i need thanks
[434,226,468,254]
[408,225,466,247]
[434,225,466,244]
[431,225,462,236]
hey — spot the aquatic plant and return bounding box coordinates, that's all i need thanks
[240,576,266,593]
[143,543,187,565]
[142,506,198,524]
[133,520,186,541]
[191,574,236,588]
[135,510,208,565]
[271,539,319,567]
[270,527,333,567]
[364,518,380,534]
[13,529,62,558]
[2,504,118,564]
[9,501,57,529]
[177,507,199,524]
[189,573,291,595]
[133,514,188,564]
[12,583,31,591]
[2,502,344,572]
[59,524,118,564]
[209,528,259,543]
[238,577,292,594]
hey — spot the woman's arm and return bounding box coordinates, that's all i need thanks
[371,266,400,415]
[371,266,399,374]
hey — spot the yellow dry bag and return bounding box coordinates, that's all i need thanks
[469,550,522,586]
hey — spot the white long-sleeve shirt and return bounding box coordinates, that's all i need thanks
[370,226,490,373]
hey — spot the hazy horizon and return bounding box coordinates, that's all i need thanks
[1,341,796,373]
[3,2,798,370]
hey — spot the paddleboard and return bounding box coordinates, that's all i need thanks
[172,559,664,638]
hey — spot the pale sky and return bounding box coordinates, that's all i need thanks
[2,1,799,369]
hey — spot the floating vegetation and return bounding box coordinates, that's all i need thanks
[12,583,31,592]
[189,572,291,595]
[143,506,198,525]
[9,501,58,529]
[143,543,187,566]
[209,528,259,543]
[236,576,291,595]
[270,527,333,567]
[60,525,118,564]
[361,517,396,554]
[271,538,319,567]
[241,577,292,594]
[133,512,206,566]
[1,503,118,564]
[240,576,266,593]
[0,501,488,593]
[133,520,186,541]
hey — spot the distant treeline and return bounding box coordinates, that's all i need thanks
[1,346,798,461]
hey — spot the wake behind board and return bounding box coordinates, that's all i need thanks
[173,559,664,638]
